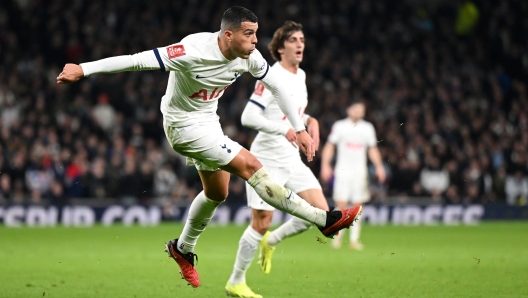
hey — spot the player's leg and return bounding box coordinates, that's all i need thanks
[227,167,283,297]
[221,149,361,238]
[349,203,364,250]
[221,149,324,225]
[331,174,351,249]
[162,121,241,288]
[177,169,230,253]
[226,209,271,298]
[230,209,273,281]
[266,162,329,248]
[165,169,230,288]
[257,188,327,275]
[349,174,369,251]
[266,188,327,246]
[163,120,232,252]
[331,200,348,249]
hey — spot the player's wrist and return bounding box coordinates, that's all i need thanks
[295,129,306,134]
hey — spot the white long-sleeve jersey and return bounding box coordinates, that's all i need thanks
[79,32,304,131]
[328,119,377,176]
[241,62,310,167]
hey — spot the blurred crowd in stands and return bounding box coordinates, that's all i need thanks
[0,0,527,207]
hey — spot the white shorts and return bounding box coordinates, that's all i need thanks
[163,120,242,171]
[246,160,322,211]
[333,173,370,204]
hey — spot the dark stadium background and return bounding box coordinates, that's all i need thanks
[1,0,527,214]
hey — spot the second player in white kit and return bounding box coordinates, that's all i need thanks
[244,71,321,210]
[321,102,386,250]
[328,117,376,203]
[225,21,332,298]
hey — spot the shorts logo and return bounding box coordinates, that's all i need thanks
[221,144,231,153]
[254,82,265,96]
[167,44,186,59]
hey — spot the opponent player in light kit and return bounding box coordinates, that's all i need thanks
[57,6,362,288]
[225,21,336,298]
[321,101,386,250]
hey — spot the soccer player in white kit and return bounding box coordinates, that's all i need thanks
[57,6,362,288]
[225,21,334,298]
[321,101,386,250]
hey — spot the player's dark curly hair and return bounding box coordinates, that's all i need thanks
[268,21,303,62]
[221,6,258,31]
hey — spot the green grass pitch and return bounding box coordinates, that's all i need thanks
[1,222,527,298]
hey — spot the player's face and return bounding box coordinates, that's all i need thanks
[229,21,258,59]
[347,103,365,121]
[279,31,304,65]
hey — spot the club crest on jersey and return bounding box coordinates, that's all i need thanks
[167,44,186,59]
[231,71,240,81]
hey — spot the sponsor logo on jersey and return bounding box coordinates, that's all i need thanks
[345,142,365,150]
[254,82,265,96]
[167,44,186,59]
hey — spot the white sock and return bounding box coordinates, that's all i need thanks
[177,191,221,253]
[247,168,327,227]
[228,226,262,286]
[267,217,312,247]
[350,217,361,243]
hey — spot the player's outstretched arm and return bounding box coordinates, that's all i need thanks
[57,51,162,84]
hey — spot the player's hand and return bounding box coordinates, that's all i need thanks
[376,166,387,183]
[296,130,315,162]
[306,118,320,151]
[57,64,84,84]
[285,128,297,148]
[320,163,333,183]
